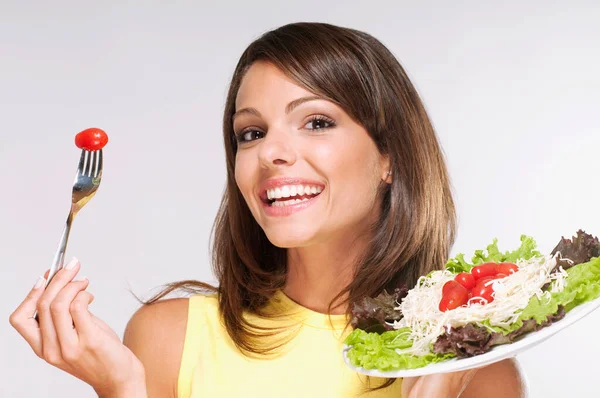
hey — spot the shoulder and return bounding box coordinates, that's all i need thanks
[461,358,528,398]
[123,297,191,398]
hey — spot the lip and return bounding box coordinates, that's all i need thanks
[258,177,326,203]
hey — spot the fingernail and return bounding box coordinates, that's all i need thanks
[33,276,46,290]
[65,257,79,270]
[73,276,88,282]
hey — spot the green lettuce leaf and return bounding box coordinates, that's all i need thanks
[445,235,542,274]
[344,328,454,371]
[484,256,600,334]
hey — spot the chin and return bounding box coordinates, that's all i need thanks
[264,227,317,248]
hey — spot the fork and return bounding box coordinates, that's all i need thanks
[33,149,103,320]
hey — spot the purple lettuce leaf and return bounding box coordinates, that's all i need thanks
[550,229,600,270]
[433,306,566,358]
[350,287,408,333]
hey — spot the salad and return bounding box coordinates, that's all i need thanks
[344,230,600,371]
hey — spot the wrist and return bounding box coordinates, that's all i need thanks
[96,367,147,398]
[96,379,147,398]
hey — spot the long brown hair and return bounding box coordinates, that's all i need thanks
[145,21,456,391]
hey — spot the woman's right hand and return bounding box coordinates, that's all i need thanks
[9,258,147,397]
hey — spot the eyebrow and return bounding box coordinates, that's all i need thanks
[232,95,329,121]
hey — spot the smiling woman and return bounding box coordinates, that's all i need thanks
[233,61,392,245]
[9,22,525,398]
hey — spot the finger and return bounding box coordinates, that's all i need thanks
[8,276,47,357]
[71,290,96,337]
[37,257,80,365]
[52,278,91,352]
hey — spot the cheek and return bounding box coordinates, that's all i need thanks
[310,138,365,177]
[234,152,255,202]
[313,137,380,214]
[312,131,377,172]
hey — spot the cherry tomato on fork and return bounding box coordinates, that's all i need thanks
[75,128,108,151]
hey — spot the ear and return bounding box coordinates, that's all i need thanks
[379,154,392,184]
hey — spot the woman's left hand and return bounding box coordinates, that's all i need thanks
[401,368,479,398]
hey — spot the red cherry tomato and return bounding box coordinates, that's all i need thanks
[497,262,519,275]
[495,273,508,279]
[439,284,469,312]
[471,262,499,280]
[454,272,476,290]
[75,127,108,151]
[471,276,495,305]
[442,280,462,296]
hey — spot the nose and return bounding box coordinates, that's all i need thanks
[258,128,297,170]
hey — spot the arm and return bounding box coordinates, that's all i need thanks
[123,298,190,398]
[460,358,528,398]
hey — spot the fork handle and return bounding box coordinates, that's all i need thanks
[45,210,76,287]
[33,211,76,321]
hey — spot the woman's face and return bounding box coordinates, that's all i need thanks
[233,61,390,248]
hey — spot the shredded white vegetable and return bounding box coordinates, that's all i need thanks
[392,254,568,356]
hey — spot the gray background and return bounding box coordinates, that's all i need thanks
[1,1,598,397]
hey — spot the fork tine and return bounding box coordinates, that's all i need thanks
[91,151,98,177]
[77,149,86,175]
[90,151,97,178]
[85,151,94,177]
[92,151,97,178]
[97,149,103,177]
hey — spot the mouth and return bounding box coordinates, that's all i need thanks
[261,184,324,207]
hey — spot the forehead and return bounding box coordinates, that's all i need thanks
[235,61,313,109]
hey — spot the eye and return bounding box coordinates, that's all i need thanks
[303,115,336,131]
[235,129,265,143]
[234,115,336,144]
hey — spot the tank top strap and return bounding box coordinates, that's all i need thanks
[177,294,217,398]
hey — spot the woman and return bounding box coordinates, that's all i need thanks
[9,22,526,397]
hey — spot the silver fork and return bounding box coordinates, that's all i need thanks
[34,149,103,320]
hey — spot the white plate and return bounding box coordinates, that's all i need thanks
[343,296,600,378]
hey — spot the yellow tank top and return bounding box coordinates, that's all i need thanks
[177,291,403,398]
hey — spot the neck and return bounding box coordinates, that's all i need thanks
[283,233,369,315]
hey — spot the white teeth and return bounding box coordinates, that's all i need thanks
[266,184,323,201]
[271,197,311,207]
